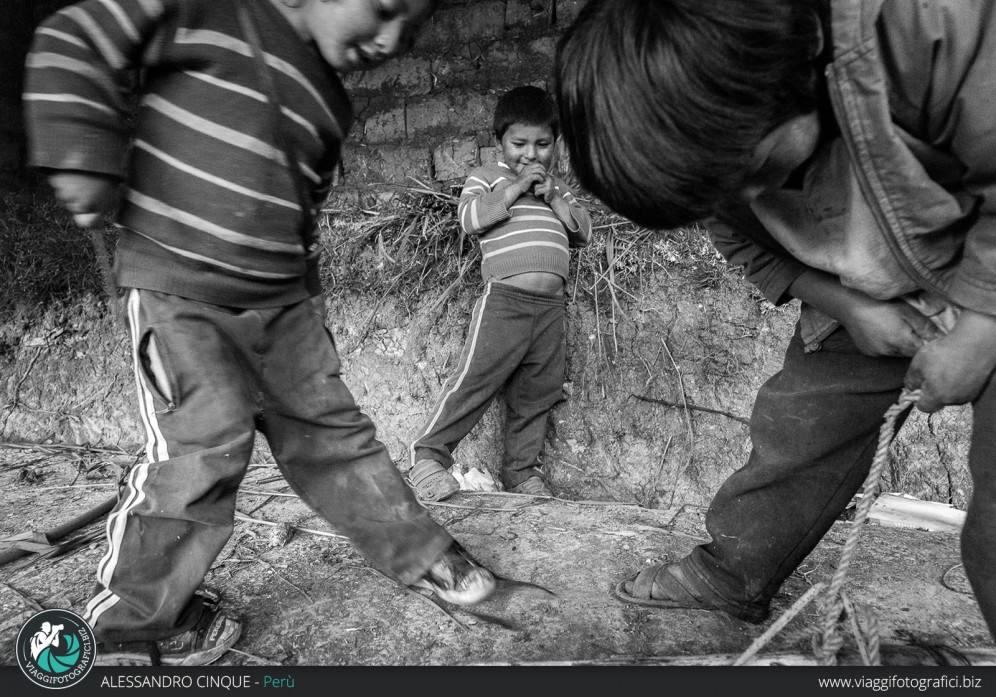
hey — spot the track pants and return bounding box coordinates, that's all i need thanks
[84,289,452,642]
[682,324,996,640]
[410,282,566,489]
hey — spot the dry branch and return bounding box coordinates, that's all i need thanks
[631,394,750,426]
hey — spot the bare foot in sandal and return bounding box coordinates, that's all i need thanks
[613,559,768,623]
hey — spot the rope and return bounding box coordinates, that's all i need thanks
[732,581,826,665]
[814,387,920,665]
[730,388,920,667]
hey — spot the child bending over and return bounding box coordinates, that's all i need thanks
[556,0,996,640]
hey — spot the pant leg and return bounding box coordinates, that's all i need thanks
[258,297,451,585]
[409,283,530,469]
[84,290,258,642]
[502,294,566,488]
[685,324,911,615]
[961,371,996,641]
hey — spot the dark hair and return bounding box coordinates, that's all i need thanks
[493,85,560,141]
[555,0,824,230]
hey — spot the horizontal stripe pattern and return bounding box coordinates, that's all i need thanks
[457,162,590,282]
[24,0,351,307]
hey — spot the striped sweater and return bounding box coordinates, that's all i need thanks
[24,0,351,308]
[458,162,591,283]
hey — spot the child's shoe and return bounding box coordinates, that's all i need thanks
[412,541,496,605]
[409,458,460,502]
[95,606,242,666]
[509,475,553,497]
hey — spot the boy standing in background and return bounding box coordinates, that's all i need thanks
[408,85,591,502]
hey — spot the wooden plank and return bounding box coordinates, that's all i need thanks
[868,493,965,533]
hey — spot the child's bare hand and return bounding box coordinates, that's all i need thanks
[839,297,941,357]
[905,309,996,412]
[514,163,547,195]
[48,171,119,228]
[533,173,557,202]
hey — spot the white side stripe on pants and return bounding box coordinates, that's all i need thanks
[409,282,494,466]
[84,289,170,627]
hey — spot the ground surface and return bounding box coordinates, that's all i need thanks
[0,448,992,668]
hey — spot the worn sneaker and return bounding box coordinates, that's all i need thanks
[95,606,242,666]
[408,458,460,502]
[509,475,553,497]
[412,542,497,605]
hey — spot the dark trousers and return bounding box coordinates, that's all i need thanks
[84,290,452,642]
[685,324,996,639]
[410,282,566,489]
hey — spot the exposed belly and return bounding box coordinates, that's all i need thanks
[498,271,564,295]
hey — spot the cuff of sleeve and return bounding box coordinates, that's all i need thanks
[947,272,996,319]
[757,259,809,306]
[28,125,129,179]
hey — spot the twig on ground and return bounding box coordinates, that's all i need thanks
[233,511,349,542]
[0,441,133,456]
[226,647,283,666]
[256,557,314,604]
[456,490,643,508]
[661,338,695,509]
[2,346,44,419]
[421,499,535,513]
[655,435,673,485]
[21,483,116,492]
[631,394,750,426]
[239,488,299,498]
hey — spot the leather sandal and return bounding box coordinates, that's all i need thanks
[612,560,768,623]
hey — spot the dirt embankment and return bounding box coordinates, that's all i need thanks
[0,249,975,511]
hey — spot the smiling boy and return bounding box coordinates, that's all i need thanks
[23,0,496,665]
[407,85,591,502]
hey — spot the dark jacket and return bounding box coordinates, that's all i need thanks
[709,0,996,347]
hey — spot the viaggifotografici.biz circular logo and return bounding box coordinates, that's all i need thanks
[16,609,96,689]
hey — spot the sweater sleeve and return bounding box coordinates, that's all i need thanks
[707,204,811,305]
[457,167,512,235]
[23,0,177,177]
[557,178,592,248]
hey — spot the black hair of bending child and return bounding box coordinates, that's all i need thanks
[554,0,826,231]
[493,85,560,141]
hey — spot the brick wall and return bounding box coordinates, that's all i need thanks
[1,0,584,189]
[339,0,585,200]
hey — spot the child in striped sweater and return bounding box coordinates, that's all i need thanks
[24,0,496,666]
[408,85,591,502]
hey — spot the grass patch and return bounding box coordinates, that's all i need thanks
[0,170,730,327]
[0,171,103,318]
[318,184,480,313]
[317,182,729,317]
